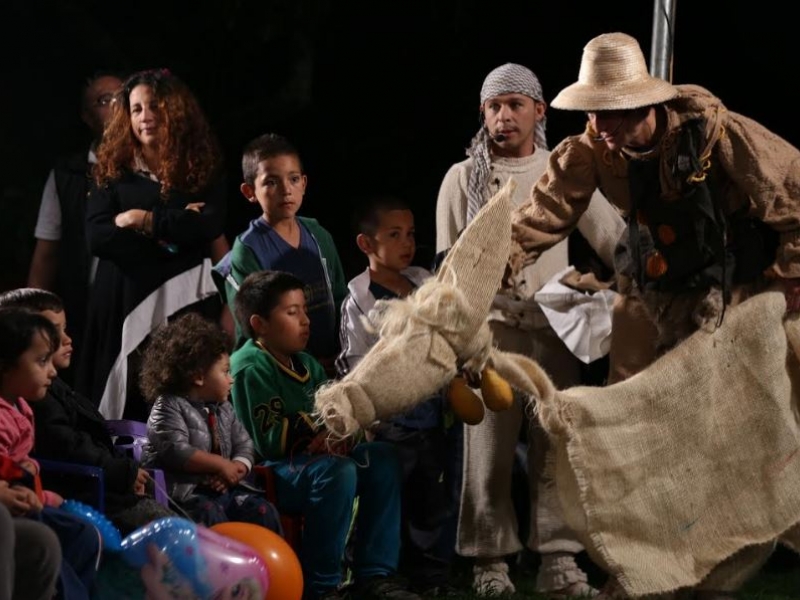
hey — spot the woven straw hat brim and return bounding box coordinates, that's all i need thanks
[552,32,679,111]
[551,78,678,111]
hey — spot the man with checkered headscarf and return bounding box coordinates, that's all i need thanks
[435,63,624,597]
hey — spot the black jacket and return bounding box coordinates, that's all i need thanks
[32,377,140,514]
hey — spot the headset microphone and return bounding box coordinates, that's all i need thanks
[592,114,627,142]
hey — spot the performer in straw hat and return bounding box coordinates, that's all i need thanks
[512,31,800,382]
[510,31,800,599]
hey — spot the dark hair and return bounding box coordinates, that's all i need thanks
[80,69,125,111]
[84,69,126,86]
[0,308,59,377]
[234,271,306,339]
[352,195,412,237]
[0,288,64,313]
[81,69,126,105]
[139,312,231,403]
[241,133,303,186]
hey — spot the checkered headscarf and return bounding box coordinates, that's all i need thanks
[466,63,548,224]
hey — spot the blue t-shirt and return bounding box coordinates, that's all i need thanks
[242,218,338,359]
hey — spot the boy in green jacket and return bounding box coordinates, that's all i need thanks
[230,270,421,600]
[213,133,346,376]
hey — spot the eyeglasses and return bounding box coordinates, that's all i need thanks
[93,93,115,107]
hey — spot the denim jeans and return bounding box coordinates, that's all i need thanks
[271,441,402,597]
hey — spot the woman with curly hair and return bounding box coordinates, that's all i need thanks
[76,69,229,421]
[139,312,280,531]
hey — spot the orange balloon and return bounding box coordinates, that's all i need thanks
[210,522,304,600]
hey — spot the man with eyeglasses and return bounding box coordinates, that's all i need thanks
[27,71,123,384]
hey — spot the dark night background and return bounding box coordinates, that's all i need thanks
[3,1,799,290]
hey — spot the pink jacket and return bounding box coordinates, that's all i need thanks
[0,395,60,506]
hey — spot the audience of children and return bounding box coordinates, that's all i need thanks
[139,312,281,532]
[0,288,175,535]
[229,270,422,600]
[336,196,461,596]
[0,307,102,600]
[213,133,346,376]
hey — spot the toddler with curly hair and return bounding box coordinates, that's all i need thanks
[139,312,280,531]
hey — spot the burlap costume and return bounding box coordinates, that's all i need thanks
[512,77,800,383]
[543,291,800,595]
[314,177,800,596]
[510,32,800,595]
[315,179,518,438]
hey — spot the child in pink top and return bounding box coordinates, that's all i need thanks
[0,307,61,507]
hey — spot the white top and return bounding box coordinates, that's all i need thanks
[34,148,97,241]
[34,148,99,283]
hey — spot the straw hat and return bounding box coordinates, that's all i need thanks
[551,32,678,111]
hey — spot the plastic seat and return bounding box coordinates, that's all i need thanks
[105,419,149,460]
[105,419,169,508]
[38,459,105,511]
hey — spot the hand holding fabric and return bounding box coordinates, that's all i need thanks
[782,277,800,313]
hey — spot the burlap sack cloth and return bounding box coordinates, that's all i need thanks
[314,177,800,596]
[532,291,800,596]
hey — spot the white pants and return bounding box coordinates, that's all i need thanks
[457,321,584,557]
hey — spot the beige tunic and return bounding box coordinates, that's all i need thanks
[511,85,800,382]
[435,149,625,559]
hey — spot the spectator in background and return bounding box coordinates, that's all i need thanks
[28,71,123,385]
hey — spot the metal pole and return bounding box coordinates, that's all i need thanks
[650,0,677,82]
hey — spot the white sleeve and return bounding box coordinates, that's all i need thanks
[33,170,62,241]
[435,164,469,253]
[335,295,376,377]
[575,188,625,269]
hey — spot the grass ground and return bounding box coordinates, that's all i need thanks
[422,546,800,599]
